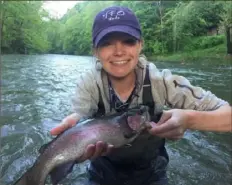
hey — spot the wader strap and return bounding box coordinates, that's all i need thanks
[94,85,105,117]
[95,65,155,117]
[143,65,155,116]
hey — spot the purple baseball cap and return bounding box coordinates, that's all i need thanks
[92,6,142,47]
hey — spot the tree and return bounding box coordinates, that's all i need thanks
[1,1,229,56]
[169,1,224,52]
[221,1,232,55]
[0,1,3,56]
[0,1,50,54]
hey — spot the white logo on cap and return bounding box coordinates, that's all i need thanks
[103,10,125,21]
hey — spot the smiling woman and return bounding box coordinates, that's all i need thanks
[49,5,231,185]
[42,1,81,18]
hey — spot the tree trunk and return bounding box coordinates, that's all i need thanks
[173,20,177,53]
[0,1,3,56]
[159,0,164,54]
[0,1,3,121]
[226,26,232,55]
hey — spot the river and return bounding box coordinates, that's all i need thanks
[0,54,231,185]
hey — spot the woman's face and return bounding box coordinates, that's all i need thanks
[94,32,143,78]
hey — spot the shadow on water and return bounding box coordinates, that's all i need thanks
[0,54,231,185]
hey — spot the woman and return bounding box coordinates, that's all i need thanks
[50,6,231,185]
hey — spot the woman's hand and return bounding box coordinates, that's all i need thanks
[79,141,114,162]
[148,109,189,140]
[50,113,114,161]
[50,113,80,135]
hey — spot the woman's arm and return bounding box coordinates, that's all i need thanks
[186,104,231,132]
[149,105,231,139]
[148,69,231,139]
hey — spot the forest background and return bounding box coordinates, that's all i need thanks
[0,1,231,62]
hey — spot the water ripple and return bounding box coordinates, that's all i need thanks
[1,55,231,185]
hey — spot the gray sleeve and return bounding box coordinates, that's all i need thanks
[161,69,229,111]
[71,71,99,118]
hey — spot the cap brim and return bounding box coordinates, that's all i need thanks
[94,25,141,47]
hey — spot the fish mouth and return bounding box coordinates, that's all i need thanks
[127,114,146,131]
[126,106,149,130]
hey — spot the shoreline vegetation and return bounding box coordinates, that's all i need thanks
[2,44,231,65]
[149,44,232,64]
[1,1,232,64]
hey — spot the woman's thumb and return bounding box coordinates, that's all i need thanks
[157,110,172,125]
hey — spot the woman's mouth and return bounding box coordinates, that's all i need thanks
[111,60,129,65]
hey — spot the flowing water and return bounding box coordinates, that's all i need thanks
[0,54,231,185]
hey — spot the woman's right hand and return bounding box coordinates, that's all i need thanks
[50,113,114,161]
[50,113,80,135]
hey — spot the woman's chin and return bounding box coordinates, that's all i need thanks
[109,71,131,79]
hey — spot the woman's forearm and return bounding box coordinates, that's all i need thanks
[186,105,232,132]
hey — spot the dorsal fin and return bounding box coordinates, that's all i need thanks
[38,140,52,153]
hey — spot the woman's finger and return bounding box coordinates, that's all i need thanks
[79,144,95,161]
[157,110,172,125]
[50,114,79,135]
[50,122,71,135]
[149,119,178,135]
[91,141,107,159]
[102,144,114,156]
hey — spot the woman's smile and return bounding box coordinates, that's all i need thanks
[95,32,142,78]
[111,60,129,65]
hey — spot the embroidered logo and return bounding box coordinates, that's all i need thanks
[102,10,125,21]
[173,80,203,99]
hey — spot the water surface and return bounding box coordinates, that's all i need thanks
[0,54,231,185]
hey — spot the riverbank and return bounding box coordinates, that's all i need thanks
[149,44,231,65]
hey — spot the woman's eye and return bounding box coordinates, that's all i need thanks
[98,41,111,47]
[123,39,137,45]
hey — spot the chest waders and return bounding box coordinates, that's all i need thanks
[86,66,169,185]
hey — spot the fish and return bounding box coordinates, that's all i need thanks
[12,105,151,185]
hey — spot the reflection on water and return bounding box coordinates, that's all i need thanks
[1,54,231,185]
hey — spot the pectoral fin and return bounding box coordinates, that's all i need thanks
[39,142,50,153]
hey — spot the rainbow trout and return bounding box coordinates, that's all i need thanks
[12,106,151,185]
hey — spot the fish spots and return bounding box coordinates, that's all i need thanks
[54,154,65,161]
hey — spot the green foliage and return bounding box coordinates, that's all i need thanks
[62,1,114,55]
[170,1,224,52]
[220,1,232,27]
[220,1,232,54]
[184,35,225,51]
[152,44,230,65]
[1,1,50,54]
[0,1,230,56]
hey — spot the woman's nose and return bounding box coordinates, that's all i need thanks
[114,41,125,56]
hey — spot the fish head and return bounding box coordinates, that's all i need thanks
[118,105,151,141]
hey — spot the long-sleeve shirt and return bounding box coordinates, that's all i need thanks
[71,55,229,119]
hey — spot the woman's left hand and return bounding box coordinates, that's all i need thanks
[148,109,190,140]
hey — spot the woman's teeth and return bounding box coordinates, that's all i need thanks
[112,60,128,64]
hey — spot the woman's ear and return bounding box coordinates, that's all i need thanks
[93,47,98,58]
